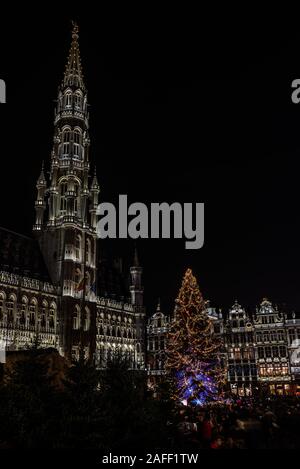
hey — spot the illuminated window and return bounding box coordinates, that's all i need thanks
[60,182,68,213]
[73,306,81,330]
[6,294,15,323]
[73,129,82,158]
[29,298,37,326]
[41,300,48,329]
[62,128,71,156]
[65,91,72,108]
[20,297,28,325]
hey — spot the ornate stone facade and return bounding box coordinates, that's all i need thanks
[0,24,145,369]
[147,299,300,395]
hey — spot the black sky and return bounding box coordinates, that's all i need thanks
[1,7,300,315]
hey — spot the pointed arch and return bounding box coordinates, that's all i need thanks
[73,305,81,330]
[20,296,28,325]
[29,297,37,326]
[64,89,72,108]
[61,126,71,157]
[7,293,16,324]
[41,299,48,329]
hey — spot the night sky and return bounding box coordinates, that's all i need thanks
[1,8,300,315]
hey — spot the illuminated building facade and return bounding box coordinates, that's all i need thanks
[0,25,145,368]
[224,301,258,396]
[147,299,300,395]
[146,301,170,388]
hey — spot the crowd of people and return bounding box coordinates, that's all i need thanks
[178,396,300,449]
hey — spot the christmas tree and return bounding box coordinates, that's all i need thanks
[166,268,223,405]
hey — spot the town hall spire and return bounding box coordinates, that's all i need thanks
[63,21,85,91]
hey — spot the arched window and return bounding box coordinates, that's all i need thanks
[73,128,82,158]
[0,292,5,321]
[73,305,81,330]
[64,91,72,108]
[41,300,48,329]
[29,298,37,326]
[49,302,56,329]
[20,296,28,325]
[60,181,68,213]
[62,128,71,157]
[84,307,90,331]
[7,294,16,324]
[75,234,81,261]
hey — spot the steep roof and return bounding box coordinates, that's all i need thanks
[0,227,51,282]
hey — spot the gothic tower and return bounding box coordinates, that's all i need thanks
[130,247,144,306]
[33,23,100,360]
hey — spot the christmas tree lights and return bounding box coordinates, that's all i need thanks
[166,268,223,405]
